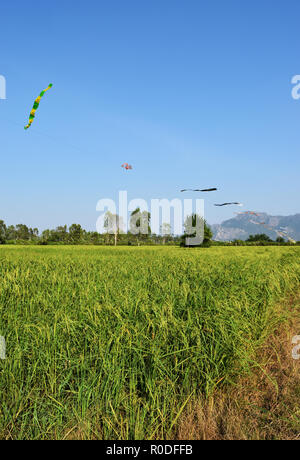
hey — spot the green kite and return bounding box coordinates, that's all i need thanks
[24,84,53,130]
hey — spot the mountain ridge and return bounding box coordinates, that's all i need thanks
[210,213,300,242]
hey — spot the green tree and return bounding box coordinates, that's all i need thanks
[129,208,151,245]
[68,224,83,243]
[6,225,16,241]
[103,212,124,246]
[247,233,273,242]
[181,214,213,247]
[15,224,31,240]
[54,225,68,242]
[41,229,51,242]
[0,220,7,244]
[160,222,172,245]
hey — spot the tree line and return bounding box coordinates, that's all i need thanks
[0,209,180,246]
[0,213,298,247]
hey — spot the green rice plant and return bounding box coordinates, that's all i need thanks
[0,246,299,439]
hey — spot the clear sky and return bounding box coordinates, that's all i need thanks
[0,0,300,231]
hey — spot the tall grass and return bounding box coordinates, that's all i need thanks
[0,246,300,439]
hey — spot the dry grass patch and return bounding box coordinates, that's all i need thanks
[176,298,300,440]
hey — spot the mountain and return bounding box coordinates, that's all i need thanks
[210,213,300,242]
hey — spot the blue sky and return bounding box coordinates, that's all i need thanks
[0,0,300,231]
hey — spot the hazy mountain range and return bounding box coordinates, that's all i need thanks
[210,213,300,242]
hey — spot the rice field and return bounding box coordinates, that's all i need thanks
[0,245,300,439]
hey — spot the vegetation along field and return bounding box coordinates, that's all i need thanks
[0,246,300,439]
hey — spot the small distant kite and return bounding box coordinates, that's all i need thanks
[235,211,261,217]
[250,220,266,225]
[121,163,133,170]
[214,202,243,207]
[24,84,53,130]
[180,188,217,192]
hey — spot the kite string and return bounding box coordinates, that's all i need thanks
[0,115,91,156]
